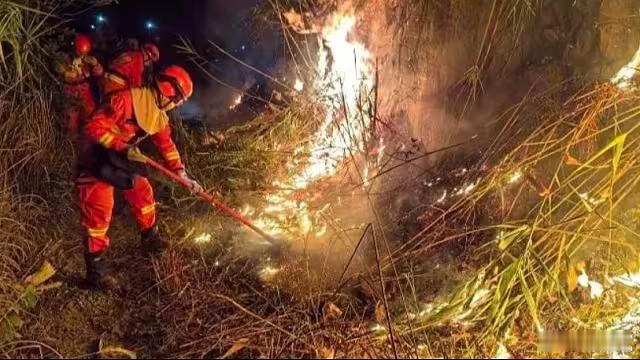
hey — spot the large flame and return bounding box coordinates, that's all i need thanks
[240,12,376,240]
[611,45,640,89]
[296,13,373,188]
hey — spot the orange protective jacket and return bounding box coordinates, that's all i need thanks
[103,51,146,96]
[57,55,103,134]
[80,88,184,175]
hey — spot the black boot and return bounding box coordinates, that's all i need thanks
[141,225,167,255]
[84,252,119,291]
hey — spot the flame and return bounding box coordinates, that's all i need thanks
[611,45,640,89]
[243,11,375,239]
[294,13,373,187]
[194,233,213,244]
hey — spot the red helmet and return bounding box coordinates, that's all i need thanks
[142,43,160,64]
[156,65,193,103]
[75,34,92,56]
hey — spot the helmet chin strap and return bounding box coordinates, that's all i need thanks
[154,89,177,112]
[142,50,153,66]
[155,74,187,106]
[157,74,186,99]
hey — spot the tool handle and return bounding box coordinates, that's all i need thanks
[142,155,279,244]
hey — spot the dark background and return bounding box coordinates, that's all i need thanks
[71,0,284,123]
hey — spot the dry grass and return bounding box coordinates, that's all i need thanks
[373,83,640,357]
[0,0,73,352]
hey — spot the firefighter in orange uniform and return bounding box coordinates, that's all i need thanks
[102,43,160,97]
[77,65,202,289]
[57,34,103,136]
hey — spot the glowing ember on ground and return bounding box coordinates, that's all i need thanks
[578,192,604,207]
[612,272,640,288]
[589,281,604,299]
[576,270,606,299]
[456,181,478,196]
[492,343,511,359]
[608,271,640,333]
[370,323,387,333]
[578,270,590,288]
[194,233,213,244]
[229,94,242,110]
[259,265,280,281]
[508,169,523,184]
[294,78,304,91]
[610,297,640,331]
[611,45,640,89]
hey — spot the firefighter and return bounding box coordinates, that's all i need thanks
[102,42,160,97]
[77,65,202,290]
[57,34,103,137]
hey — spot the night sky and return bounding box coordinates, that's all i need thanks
[72,0,283,122]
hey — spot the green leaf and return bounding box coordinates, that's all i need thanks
[498,262,519,297]
[0,310,21,342]
[519,270,542,331]
[577,133,627,173]
[493,261,519,318]
[7,310,23,329]
[21,284,38,309]
[497,225,529,251]
[0,319,16,343]
[612,133,627,173]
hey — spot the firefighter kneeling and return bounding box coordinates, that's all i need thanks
[77,65,202,290]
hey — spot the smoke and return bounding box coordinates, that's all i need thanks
[186,0,285,128]
[356,0,553,169]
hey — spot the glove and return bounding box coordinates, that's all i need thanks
[177,170,204,194]
[72,57,83,68]
[83,55,98,66]
[126,146,147,163]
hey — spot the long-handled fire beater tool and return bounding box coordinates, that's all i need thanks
[137,152,281,245]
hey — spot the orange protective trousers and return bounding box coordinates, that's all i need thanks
[77,175,156,254]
